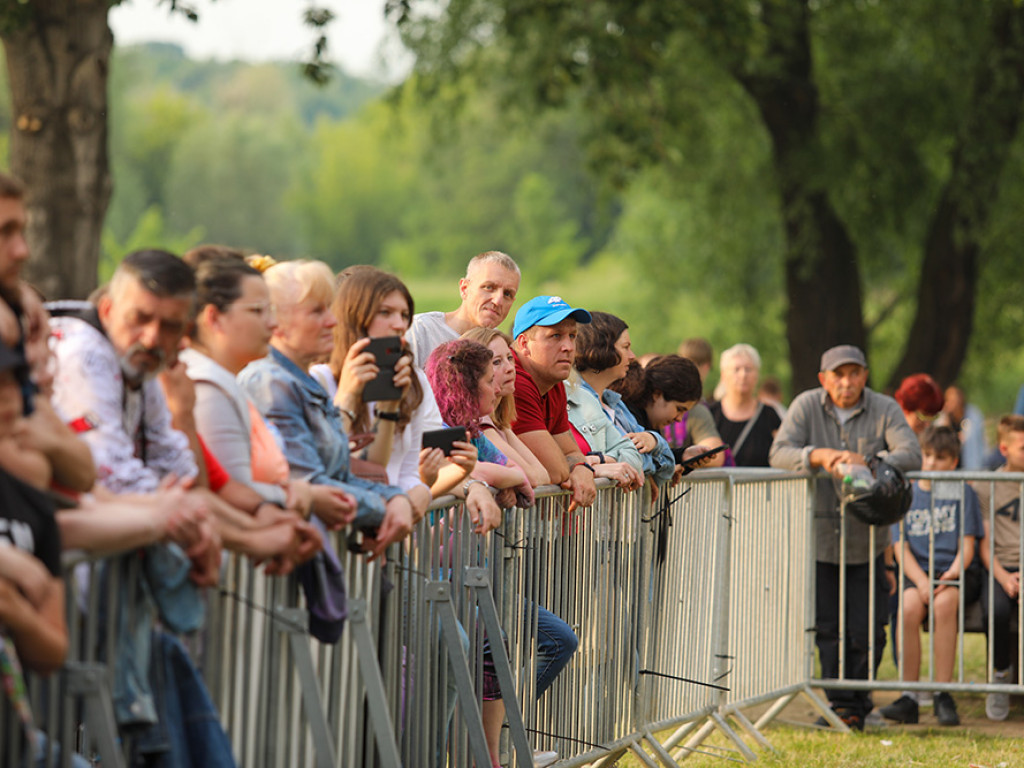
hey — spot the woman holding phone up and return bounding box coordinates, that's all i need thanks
[309,266,498,526]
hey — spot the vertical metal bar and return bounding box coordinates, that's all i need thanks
[424,581,491,768]
[347,597,403,768]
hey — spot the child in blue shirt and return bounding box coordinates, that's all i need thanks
[880,425,983,726]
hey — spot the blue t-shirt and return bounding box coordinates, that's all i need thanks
[892,483,984,574]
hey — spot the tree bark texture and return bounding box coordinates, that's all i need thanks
[2,0,113,300]
[888,0,1024,390]
[736,0,866,393]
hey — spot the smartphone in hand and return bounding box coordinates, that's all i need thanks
[421,427,468,456]
[680,444,727,470]
[361,336,404,402]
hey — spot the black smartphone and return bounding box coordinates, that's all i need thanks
[361,335,404,402]
[421,426,468,456]
[680,444,727,469]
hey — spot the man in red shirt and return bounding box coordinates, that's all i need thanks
[512,295,597,510]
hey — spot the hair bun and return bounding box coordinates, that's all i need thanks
[246,254,278,273]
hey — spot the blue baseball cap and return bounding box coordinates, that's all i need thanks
[512,295,592,339]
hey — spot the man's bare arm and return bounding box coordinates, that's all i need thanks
[518,429,570,485]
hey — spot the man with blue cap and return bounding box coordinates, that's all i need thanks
[511,295,597,510]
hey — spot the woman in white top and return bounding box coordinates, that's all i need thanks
[310,265,496,525]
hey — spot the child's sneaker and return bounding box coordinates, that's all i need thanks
[986,667,1011,721]
[934,692,960,726]
[879,694,919,724]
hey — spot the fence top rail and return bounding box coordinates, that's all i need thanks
[904,469,1024,482]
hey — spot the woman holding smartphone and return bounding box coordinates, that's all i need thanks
[309,265,496,525]
[424,339,534,505]
[610,354,711,466]
[425,338,567,768]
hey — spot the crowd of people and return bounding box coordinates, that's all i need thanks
[1,165,1022,765]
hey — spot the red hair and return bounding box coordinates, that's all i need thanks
[894,373,944,416]
[425,339,494,436]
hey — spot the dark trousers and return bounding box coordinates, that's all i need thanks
[982,566,1019,671]
[816,556,888,717]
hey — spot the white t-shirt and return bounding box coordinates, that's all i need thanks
[308,365,443,493]
[407,311,459,369]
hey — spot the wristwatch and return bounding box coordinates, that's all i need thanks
[462,478,492,496]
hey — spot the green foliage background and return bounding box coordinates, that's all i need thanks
[1,31,1023,426]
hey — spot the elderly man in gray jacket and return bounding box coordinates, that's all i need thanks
[770,344,921,730]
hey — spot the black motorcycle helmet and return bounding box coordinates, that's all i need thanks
[844,455,913,526]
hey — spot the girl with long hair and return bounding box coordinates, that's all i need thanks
[309,265,488,522]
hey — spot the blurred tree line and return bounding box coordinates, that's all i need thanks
[2,17,1024,414]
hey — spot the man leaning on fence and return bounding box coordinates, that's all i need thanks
[769,344,921,730]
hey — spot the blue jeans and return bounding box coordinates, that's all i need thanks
[531,604,578,699]
[132,631,235,768]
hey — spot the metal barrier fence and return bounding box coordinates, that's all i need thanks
[812,471,1024,710]
[6,469,1024,767]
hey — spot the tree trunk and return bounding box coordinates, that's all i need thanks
[736,1,866,394]
[888,0,1024,390]
[1,1,113,300]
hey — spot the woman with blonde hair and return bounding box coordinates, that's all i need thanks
[239,259,414,559]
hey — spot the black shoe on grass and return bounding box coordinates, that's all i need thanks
[879,695,919,724]
[934,692,959,726]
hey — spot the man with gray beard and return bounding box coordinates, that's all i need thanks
[49,250,201,492]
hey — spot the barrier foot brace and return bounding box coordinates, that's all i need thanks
[677,713,757,763]
[750,691,797,732]
[464,567,533,768]
[274,606,342,768]
[642,729,684,767]
[425,580,493,768]
[626,738,662,767]
[64,661,125,768]
[799,684,850,733]
[728,709,775,754]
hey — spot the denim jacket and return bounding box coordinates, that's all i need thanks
[581,382,676,484]
[564,380,643,471]
[238,348,405,528]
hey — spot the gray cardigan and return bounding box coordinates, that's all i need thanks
[769,386,921,564]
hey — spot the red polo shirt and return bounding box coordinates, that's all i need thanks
[511,351,570,436]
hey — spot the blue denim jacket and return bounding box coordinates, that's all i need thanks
[238,348,405,529]
[586,382,676,484]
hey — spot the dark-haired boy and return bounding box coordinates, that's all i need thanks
[881,426,982,726]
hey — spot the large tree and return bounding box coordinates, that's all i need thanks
[391,0,1024,390]
[0,0,332,300]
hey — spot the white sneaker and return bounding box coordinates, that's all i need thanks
[533,750,559,767]
[986,667,1012,721]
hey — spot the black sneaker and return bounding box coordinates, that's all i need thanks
[934,692,960,726]
[879,695,919,724]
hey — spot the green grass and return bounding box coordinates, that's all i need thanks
[613,632,1023,767]
[655,728,1021,767]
